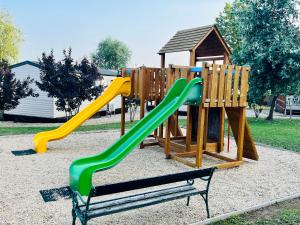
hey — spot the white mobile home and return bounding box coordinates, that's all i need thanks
[5,61,121,121]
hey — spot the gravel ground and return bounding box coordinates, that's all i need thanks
[0,131,299,225]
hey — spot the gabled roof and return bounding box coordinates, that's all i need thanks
[158,24,231,55]
[159,25,214,54]
[9,60,40,69]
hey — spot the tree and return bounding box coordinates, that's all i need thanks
[92,37,131,70]
[37,49,103,119]
[235,0,300,120]
[216,0,300,120]
[0,10,22,63]
[215,2,244,52]
[0,60,36,120]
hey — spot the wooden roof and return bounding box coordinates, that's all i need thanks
[158,25,230,55]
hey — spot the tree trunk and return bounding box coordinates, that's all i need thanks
[266,95,278,120]
[0,110,4,121]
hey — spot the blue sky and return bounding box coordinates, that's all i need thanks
[1,0,232,67]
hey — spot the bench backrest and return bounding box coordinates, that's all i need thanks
[93,167,216,197]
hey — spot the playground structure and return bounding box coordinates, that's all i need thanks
[119,24,258,169]
[121,63,258,169]
[34,24,258,169]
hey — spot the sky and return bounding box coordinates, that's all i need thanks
[1,0,232,67]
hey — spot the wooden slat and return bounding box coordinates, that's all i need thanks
[217,64,226,107]
[149,69,154,100]
[203,151,236,162]
[205,142,218,151]
[209,64,219,107]
[232,66,240,107]
[216,161,243,169]
[225,65,233,107]
[174,151,196,158]
[239,67,249,107]
[155,69,160,100]
[172,155,197,168]
[201,63,209,104]
[181,68,189,80]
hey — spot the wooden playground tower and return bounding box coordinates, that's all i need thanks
[120,25,258,169]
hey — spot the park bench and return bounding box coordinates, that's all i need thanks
[71,167,216,225]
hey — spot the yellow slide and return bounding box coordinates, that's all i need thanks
[33,77,131,153]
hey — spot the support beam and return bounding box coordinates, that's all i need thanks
[237,107,246,161]
[164,117,171,158]
[196,106,205,167]
[139,68,146,149]
[218,107,225,152]
[160,53,165,68]
[120,96,126,136]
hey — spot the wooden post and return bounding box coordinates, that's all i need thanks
[154,100,158,137]
[139,67,146,149]
[159,54,165,138]
[186,50,196,151]
[165,117,171,158]
[120,68,126,137]
[227,122,230,152]
[196,105,205,167]
[223,51,230,64]
[121,96,126,136]
[186,106,193,151]
[160,53,165,68]
[218,107,225,152]
[237,107,246,161]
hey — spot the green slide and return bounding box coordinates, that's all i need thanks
[69,78,203,196]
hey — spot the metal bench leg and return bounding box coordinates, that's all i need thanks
[200,193,210,218]
[186,196,190,206]
[71,208,76,225]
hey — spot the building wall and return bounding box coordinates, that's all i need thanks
[4,64,55,118]
[5,64,122,119]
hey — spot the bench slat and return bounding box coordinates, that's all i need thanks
[93,168,213,196]
[87,185,200,218]
[81,184,195,210]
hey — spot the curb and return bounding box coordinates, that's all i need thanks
[190,193,300,225]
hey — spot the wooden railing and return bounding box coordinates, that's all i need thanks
[122,63,250,108]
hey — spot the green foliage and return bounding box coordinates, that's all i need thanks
[92,37,131,70]
[234,0,300,99]
[0,10,22,63]
[215,2,244,51]
[0,60,36,113]
[37,49,103,118]
[216,0,300,119]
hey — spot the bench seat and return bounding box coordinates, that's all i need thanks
[79,184,202,219]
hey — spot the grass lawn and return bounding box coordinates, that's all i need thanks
[0,121,138,136]
[212,197,300,225]
[225,118,300,153]
[0,118,299,152]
